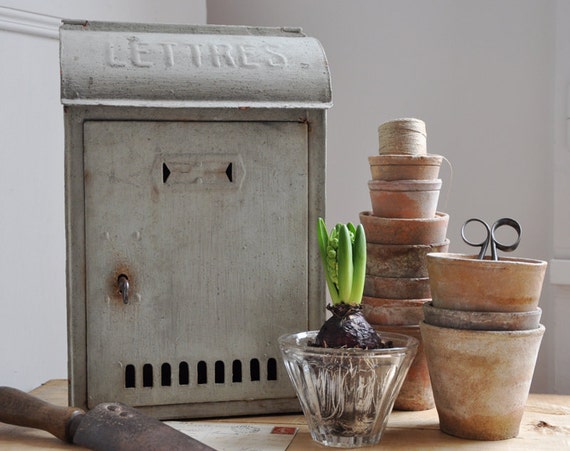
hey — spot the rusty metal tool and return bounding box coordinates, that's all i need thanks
[0,386,215,450]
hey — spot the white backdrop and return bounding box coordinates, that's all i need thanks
[1,0,566,395]
[208,0,558,394]
[0,0,207,392]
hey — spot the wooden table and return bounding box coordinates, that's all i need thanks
[1,380,569,450]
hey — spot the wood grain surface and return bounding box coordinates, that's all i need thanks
[0,380,569,450]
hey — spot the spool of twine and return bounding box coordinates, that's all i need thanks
[378,118,427,155]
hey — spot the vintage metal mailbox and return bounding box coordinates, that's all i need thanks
[60,21,331,418]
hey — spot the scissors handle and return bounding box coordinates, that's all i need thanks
[490,218,521,260]
[461,218,491,259]
[461,217,521,260]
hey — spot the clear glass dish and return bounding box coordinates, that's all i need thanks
[279,330,418,448]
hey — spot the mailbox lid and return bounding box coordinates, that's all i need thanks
[60,21,332,108]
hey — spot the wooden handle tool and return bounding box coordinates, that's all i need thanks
[0,386,215,450]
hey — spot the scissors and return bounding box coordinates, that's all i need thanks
[461,218,521,260]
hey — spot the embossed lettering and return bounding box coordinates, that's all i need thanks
[128,37,153,67]
[265,46,287,67]
[103,38,289,69]
[210,44,237,68]
[106,43,127,67]
[236,45,261,68]
[186,43,203,67]
[160,42,177,68]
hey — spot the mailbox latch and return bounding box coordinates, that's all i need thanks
[117,274,130,304]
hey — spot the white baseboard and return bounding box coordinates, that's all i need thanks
[0,6,60,39]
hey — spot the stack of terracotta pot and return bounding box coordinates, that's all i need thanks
[359,118,449,411]
[420,252,547,440]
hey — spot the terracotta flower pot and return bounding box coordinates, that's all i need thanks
[366,239,449,278]
[423,302,542,331]
[420,321,545,440]
[374,324,434,411]
[364,275,431,300]
[378,118,427,155]
[368,179,442,219]
[362,296,429,325]
[426,253,547,312]
[369,154,443,181]
[360,211,449,245]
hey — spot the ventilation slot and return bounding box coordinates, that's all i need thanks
[197,361,208,385]
[267,358,277,381]
[232,360,242,383]
[161,363,171,386]
[143,363,153,387]
[215,361,225,384]
[123,357,278,388]
[250,358,260,382]
[179,361,189,385]
[125,364,136,388]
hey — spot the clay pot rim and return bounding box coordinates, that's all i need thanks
[367,238,450,250]
[368,154,443,166]
[375,324,420,331]
[426,252,547,267]
[423,302,542,331]
[420,320,545,337]
[366,275,430,282]
[362,296,431,307]
[424,302,542,317]
[373,325,421,336]
[368,179,442,191]
[360,211,449,224]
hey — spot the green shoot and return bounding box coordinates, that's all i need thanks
[317,218,367,305]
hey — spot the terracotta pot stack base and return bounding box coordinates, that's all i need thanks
[361,118,448,411]
[420,321,545,441]
[422,253,548,440]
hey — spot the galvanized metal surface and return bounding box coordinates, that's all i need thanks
[61,22,329,419]
[84,120,309,408]
[60,21,332,108]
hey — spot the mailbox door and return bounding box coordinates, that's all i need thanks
[83,120,308,408]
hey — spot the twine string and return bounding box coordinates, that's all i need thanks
[378,118,427,155]
[438,155,453,212]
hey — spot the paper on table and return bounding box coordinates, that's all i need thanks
[165,421,298,451]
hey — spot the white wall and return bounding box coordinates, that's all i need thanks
[551,0,570,394]
[0,0,206,392]
[208,0,558,393]
[1,0,564,395]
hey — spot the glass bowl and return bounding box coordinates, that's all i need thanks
[279,330,418,448]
